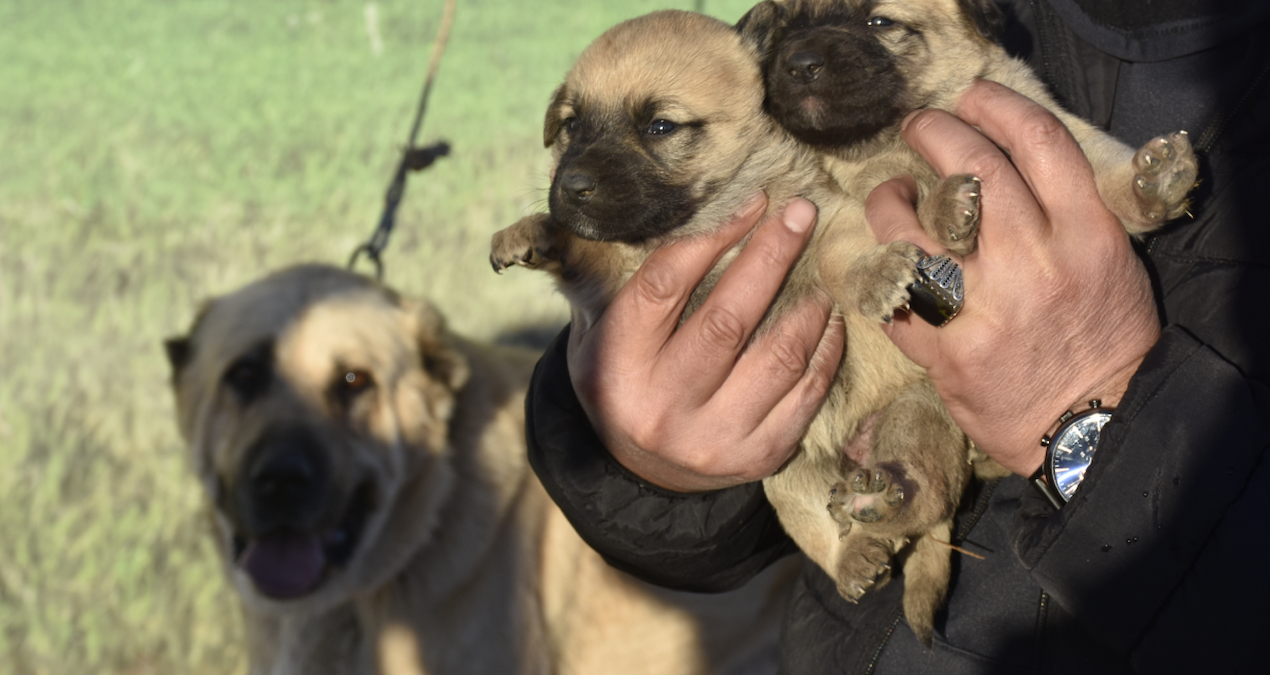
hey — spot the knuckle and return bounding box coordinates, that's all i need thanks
[632,259,682,306]
[1015,109,1071,152]
[748,233,798,271]
[676,448,723,477]
[960,144,1014,185]
[625,423,665,454]
[696,306,749,352]
[766,333,811,379]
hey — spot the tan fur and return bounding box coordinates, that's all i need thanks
[490,4,1195,648]
[747,0,1198,254]
[166,264,793,675]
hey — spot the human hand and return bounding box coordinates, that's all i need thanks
[865,80,1161,476]
[567,193,845,492]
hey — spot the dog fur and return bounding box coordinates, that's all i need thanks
[488,4,1195,646]
[741,0,1198,259]
[165,264,793,675]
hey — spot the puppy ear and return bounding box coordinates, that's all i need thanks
[405,299,470,392]
[735,0,785,57]
[543,84,568,149]
[957,0,1005,42]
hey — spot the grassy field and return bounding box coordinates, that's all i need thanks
[0,1,758,672]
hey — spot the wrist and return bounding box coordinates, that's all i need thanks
[1023,354,1143,507]
[1019,353,1144,477]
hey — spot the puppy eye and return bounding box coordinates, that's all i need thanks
[866,16,895,27]
[224,358,270,401]
[563,116,580,133]
[645,119,678,135]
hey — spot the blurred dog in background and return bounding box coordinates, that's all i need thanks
[165,264,793,675]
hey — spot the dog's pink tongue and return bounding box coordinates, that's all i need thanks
[240,532,325,600]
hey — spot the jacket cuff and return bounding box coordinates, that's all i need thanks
[1012,324,1270,650]
[525,325,795,592]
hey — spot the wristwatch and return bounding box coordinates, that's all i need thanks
[1030,400,1114,510]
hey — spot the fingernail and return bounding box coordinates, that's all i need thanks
[783,198,816,234]
[900,109,922,132]
[732,190,766,219]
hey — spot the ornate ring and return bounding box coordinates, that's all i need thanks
[906,254,964,327]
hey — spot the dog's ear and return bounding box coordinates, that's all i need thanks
[542,84,569,149]
[164,302,212,381]
[957,0,1005,42]
[735,0,785,58]
[164,336,193,377]
[405,299,470,392]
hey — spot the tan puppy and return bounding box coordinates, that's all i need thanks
[489,7,1194,646]
[741,0,1198,263]
[164,264,792,675]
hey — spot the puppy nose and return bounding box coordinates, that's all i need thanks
[786,51,824,84]
[559,172,597,205]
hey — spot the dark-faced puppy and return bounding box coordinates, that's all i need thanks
[491,10,983,645]
[739,0,1199,260]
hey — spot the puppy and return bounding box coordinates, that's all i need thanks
[740,0,1198,263]
[489,6,1195,646]
[491,9,974,646]
[164,264,792,675]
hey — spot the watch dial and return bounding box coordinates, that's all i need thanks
[1051,414,1110,501]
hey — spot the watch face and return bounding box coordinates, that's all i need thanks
[1049,412,1111,502]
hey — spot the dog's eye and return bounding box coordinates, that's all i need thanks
[563,116,580,133]
[645,119,678,136]
[224,358,270,400]
[866,16,895,27]
[341,370,374,394]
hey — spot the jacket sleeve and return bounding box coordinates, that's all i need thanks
[524,325,798,592]
[1011,325,1270,672]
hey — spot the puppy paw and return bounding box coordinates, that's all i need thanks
[833,535,895,603]
[827,466,905,526]
[852,241,925,324]
[919,174,980,255]
[1132,131,1199,226]
[490,214,555,273]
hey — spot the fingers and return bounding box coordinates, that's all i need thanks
[953,80,1104,222]
[865,176,944,255]
[862,177,948,368]
[659,197,820,400]
[605,191,770,362]
[745,310,845,464]
[901,106,1048,247]
[720,293,840,436]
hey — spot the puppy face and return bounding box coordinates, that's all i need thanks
[738,0,1004,149]
[165,265,467,615]
[541,10,773,242]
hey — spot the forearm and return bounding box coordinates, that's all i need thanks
[1012,326,1270,670]
[526,326,797,592]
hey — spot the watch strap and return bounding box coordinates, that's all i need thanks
[1029,467,1066,510]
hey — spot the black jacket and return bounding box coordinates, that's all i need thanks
[526,2,1270,672]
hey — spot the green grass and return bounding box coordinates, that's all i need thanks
[0,0,757,672]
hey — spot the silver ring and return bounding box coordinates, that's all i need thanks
[906,254,964,327]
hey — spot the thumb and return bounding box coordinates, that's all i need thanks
[865,176,941,253]
[863,176,949,369]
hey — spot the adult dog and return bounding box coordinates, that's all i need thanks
[489,7,1195,646]
[165,264,791,675]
